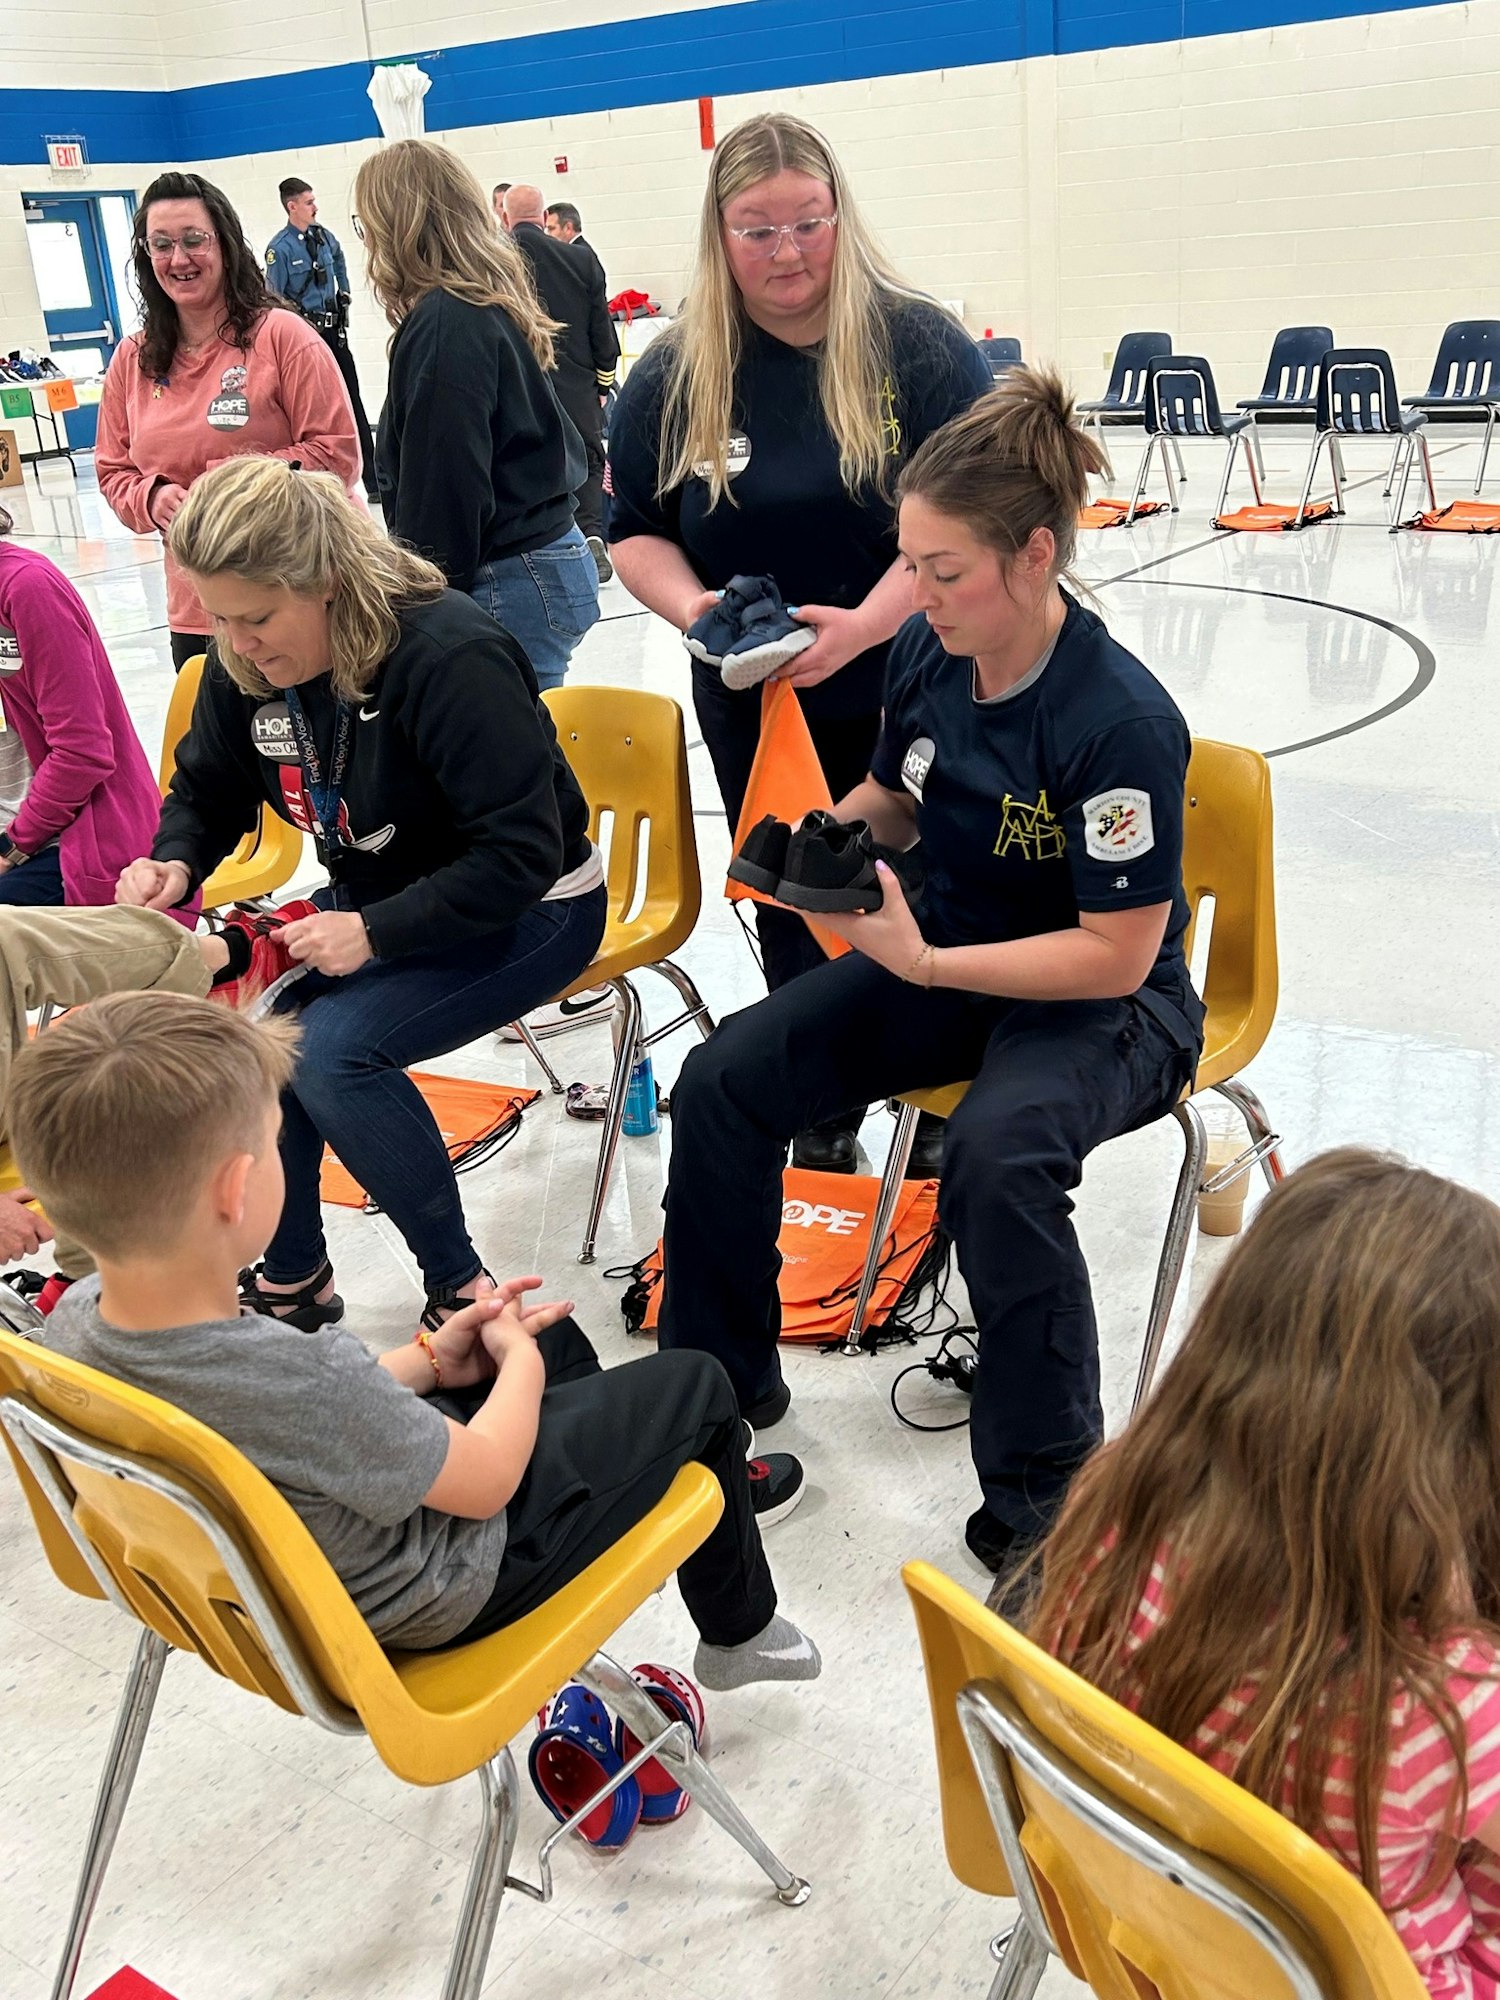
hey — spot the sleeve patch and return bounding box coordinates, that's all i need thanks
[1082,788,1155,862]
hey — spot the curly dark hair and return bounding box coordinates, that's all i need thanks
[131,172,272,379]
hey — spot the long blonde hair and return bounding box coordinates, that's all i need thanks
[352,140,559,369]
[661,113,937,506]
[1034,1149,1500,1902]
[168,456,446,701]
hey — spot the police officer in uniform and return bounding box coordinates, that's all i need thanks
[266,179,377,498]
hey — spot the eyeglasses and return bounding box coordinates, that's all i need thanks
[351,215,365,242]
[724,216,838,260]
[146,229,217,256]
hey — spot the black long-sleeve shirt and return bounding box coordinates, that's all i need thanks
[153,591,593,957]
[376,288,584,592]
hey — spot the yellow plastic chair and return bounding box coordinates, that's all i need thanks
[903,1559,1426,2000]
[539,686,712,1263]
[163,655,305,909]
[0,1330,808,2000]
[842,738,1284,1403]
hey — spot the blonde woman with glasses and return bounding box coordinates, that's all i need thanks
[352,141,599,691]
[607,113,991,1173]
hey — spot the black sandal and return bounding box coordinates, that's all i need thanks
[240,1258,344,1332]
[421,1269,495,1332]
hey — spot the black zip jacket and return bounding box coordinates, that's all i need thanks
[154,591,593,958]
[510,220,619,401]
[376,288,585,592]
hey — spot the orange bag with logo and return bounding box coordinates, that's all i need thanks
[617,1167,941,1343]
[1404,501,1500,533]
[725,679,849,960]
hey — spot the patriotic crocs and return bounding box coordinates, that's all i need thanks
[529,1683,643,1849]
[614,1663,708,1825]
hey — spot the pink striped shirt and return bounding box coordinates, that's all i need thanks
[1125,1560,1500,1999]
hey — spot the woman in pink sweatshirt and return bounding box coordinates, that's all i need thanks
[97,171,360,671]
[0,502,182,913]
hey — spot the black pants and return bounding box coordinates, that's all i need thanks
[316,325,378,498]
[435,1320,775,1650]
[170,629,208,672]
[556,376,605,541]
[658,955,1194,1542]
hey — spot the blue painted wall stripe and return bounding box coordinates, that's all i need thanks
[0,0,1460,169]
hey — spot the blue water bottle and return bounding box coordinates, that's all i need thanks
[622,1050,660,1136]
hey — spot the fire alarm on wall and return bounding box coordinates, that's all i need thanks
[553,155,568,173]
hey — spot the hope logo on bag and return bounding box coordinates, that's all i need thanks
[781,1199,865,1237]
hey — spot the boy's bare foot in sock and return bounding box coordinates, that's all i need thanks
[694,1613,821,1691]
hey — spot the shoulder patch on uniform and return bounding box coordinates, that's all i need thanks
[1082,788,1154,863]
[266,250,276,264]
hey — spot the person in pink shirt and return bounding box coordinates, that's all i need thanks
[0,501,175,911]
[1031,1149,1500,2000]
[97,171,360,671]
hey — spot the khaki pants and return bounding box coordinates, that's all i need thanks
[0,907,210,1278]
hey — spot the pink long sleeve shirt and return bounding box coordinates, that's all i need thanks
[96,309,360,635]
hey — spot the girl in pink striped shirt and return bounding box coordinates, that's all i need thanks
[1033,1149,1500,2000]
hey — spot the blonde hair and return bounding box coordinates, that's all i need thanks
[898,365,1108,587]
[661,113,938,507]
[353,141,559,369]
[1034,1149,1500,1904]
[168,456,446,702]
[9,993,300,1263]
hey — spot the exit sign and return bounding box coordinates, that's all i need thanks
[45,137,87,171]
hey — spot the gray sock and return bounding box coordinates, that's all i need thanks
[694,1613,822,1691]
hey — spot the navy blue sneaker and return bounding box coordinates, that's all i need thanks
[684,576,761,668]
[719,579,814,690]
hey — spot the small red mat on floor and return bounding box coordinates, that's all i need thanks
[1404,501,1500,533]
[1213,502,1334,532]
[87,1973,180,2000]
[321,1072,540,1208]
[1078,499,1169,528]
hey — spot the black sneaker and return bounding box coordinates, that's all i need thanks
[748,1451,805,1525]
[727,813,791,896]
[743,1377,792,1429]
[777,813,882,914]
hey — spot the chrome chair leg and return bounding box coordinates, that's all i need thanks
[649,957,716,1042]
[1213,1077,1286,1189]
[511,1018,565,1095]
[1243,429,1264,506]
[1417,431,1438,512]
[1328,433,1346,515]
[842,1100,921,1354]
[985,1912,1050,2000]
[1123,435,1158,526]
[1160,433,1181,511]
[52,1628,169,2000]
[1478,409,1497,494]
[1293,431,1325,529]
[36,1000,58,1034]
[1214,435,1239,520]
[1169,434,1187,484]
[577,976,641,1266]
[1381,435,1403,497]
[579,1653,810,1905]
[1131,1098,1208,1415]
[441,1751,522,2000]
[1331,437,1348,485]
[1248,418,1267,485]
[1389,433,1415,530]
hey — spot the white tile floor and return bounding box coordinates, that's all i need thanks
[2,429,1497,1998]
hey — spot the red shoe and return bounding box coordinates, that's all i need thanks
[36,1273,74,1315]
[210,900,320,1012]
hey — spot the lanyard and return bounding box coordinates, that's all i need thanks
[283,686,353,859]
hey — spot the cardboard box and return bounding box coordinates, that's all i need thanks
[0,431,23,489]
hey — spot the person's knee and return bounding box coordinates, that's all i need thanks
[672,1014,781,1135]
[942,1099,1069,1213]
[647,1347,739,1432]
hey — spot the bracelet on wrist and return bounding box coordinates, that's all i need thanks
[413,1328,443,1388]
[906,941,937,987]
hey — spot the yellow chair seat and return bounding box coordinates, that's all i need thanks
[163,654,304,911]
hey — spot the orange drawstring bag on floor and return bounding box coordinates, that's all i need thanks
[1078,499,1169,528]
[1404,501,1500,533]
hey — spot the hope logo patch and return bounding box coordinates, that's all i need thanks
[691,431,751,482]
[251,700,299,761]
[1082,788,1155,863]
[901,735,935,802]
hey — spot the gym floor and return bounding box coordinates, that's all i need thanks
[1,429,1494,1998]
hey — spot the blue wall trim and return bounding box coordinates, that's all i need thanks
[0,0,1460,169]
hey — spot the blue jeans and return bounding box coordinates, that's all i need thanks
[0,847,65,905]
[469,525,601,693]
[265,885,607,1294]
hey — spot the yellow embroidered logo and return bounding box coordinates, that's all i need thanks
[880,376,902,458]
[994,790,1066,862]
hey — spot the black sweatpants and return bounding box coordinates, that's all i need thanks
[435,1320,775,1650]
[658,955,1194,1543]
[317,325,378,498]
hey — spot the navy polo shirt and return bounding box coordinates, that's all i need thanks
[871,599,1204,1050]
[605,300,992,718]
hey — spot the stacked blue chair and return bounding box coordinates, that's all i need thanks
[1235,325,1334,478]
[1125,355,1261,525]
[1295,347,1433,531]
[1402,320,1500,494]
[978,335,1022,380]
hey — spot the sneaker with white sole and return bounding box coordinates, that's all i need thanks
[748,1451,805,1525]
[499,985,616,1041]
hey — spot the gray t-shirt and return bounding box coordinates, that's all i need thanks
[45,1279,506,1648]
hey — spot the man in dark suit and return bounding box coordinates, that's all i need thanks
[505,185,619,578]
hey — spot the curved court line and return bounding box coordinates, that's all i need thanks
[1117,577,1437,759]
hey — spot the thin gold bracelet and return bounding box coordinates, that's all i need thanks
[907,941,936,986]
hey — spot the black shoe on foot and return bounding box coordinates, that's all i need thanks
[727,813,791,896]
[743,1377,792,1429]
[966,1506,1044,1623]
[791,1125,858,1173]
[965,1504,1016,1575]
[904,1109,946,1181]
[748,1451,805,1525]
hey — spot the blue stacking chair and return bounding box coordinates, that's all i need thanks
[1402,320,1500,493]
[1124,355,1260,525]
[1296,347,1433,531]
[1079,331,1184,482]
[1235,325,1334,478]
[978,335,1022,380]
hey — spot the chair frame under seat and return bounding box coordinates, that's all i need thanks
[1296,352,1436,532]
[2,1396,807,2000]
[1400,319,1500,496]
[1125,359,1262,526]
[955,1678,1331,2000]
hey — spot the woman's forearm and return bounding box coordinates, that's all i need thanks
[927,924,1157,1003]
[609,534,706,631]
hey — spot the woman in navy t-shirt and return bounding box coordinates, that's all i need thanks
[606,112,991,1172]
[657,368,1206,1575]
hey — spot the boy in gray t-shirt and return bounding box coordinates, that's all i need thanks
[13,992,819,1688]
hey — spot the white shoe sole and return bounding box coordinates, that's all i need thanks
[752,1476,807,1528]
[498,990,617,1041]
[720,628,816,692]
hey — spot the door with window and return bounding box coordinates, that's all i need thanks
[21,194,138,450]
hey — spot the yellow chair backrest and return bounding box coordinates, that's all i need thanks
[160,654,304,907]
[543,686,701,963]
[1180,738,1277,1089]
[904,1560,1425,2000]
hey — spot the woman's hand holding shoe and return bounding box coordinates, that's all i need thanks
[812,861,931,979]
[281,910,374,976]
[774,602,870,689]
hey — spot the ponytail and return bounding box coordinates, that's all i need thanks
[898,364,1106,582]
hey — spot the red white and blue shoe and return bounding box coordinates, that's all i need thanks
[614,1663,707,1825]
[529,1683,643,1849]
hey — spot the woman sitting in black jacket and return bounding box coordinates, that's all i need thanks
[117,455,605,1330]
